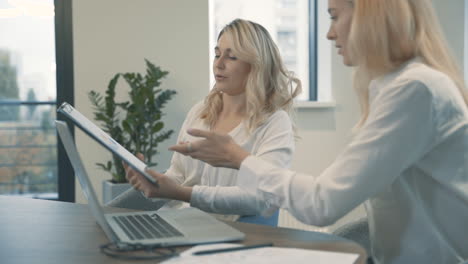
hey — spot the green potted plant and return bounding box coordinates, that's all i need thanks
[88,59,176,203]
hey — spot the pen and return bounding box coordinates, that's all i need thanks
[192,243,274,256]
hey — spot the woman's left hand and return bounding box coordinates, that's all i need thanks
[123,154,192,202]
[168,128,250,169]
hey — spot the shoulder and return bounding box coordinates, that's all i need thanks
[265,110,292,126]
[185,101,205,121]
[368,61,467,127]
[373,61,456,105]
[390,61,456,97]
[402,62,454,88]
[254,110,293,135]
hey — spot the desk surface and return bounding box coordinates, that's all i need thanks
[0,196,367,264]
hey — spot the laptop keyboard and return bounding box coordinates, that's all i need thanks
[112,213,183,241]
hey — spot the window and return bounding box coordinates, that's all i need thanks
[465,0,468,83]
[209,0,322,101]
[0,0,74,201]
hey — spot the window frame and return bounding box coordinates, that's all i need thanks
[55,0,75,202]
[308,0,318,101]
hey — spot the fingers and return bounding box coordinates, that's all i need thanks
[125,153,145,182]
[145,168,165,180]
[136,153,145,161]
[168,143,184,153]
[169,128,216,156]
[126,168,141,184]
[122,161,132,180]
[122,162,131,181]
[168,142,191,154]
[128,171,144,192]
[186,142,193,152]
[128,173,139,186]
[186,128,213,139]
[128,168,157,193]
[124,153,160,195]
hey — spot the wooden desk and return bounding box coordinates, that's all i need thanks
[0,196,367,263]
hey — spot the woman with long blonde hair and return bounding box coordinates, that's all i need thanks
[166,1,468,263]
[121,18,301,224]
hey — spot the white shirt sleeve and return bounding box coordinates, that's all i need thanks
[191,185,272,216]
[238,80,435,226]
[190,111,295,216]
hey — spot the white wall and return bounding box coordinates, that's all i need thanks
[434,0,465,68]
[72,0,465,232]
[73,0,210,203]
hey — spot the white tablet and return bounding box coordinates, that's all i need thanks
[57,102,157,184]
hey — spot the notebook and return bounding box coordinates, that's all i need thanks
[55,119,245,248]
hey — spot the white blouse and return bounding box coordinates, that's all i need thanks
[164,101,295,221]
[237,60,468,264]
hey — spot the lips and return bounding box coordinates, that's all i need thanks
[215,74,227,81]
[335,45,342,55]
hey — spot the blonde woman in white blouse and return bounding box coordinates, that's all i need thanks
[123,19,301,223]
[164,1,468,264]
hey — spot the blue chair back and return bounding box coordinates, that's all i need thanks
[237,210,279,227]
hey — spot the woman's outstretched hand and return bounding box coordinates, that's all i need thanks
[168,128,250,169]
[123,153,191,202]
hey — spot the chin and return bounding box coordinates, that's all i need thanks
[215,85,245,96]
[223,90,245,96]
[343,57,355,67]
[219,88,245,96]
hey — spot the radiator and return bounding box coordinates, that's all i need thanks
[277,205,366,233]
[278,209,330,233]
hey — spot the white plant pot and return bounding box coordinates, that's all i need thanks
[102,180,131,204]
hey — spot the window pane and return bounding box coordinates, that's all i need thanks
[0,104,57,198]
[210,0,310,100]
[0,0,57,199]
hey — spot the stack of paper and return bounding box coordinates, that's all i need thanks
[163,243,359,264]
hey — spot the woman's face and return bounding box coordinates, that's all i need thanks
[213,33,251,96]
[327,0,354,66]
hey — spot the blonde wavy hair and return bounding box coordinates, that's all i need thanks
[347,0,468,128]
[200,19,302,132]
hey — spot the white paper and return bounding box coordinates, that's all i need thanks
[162,243,359,264]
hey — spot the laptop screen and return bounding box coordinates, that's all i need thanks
[55,120,119,243]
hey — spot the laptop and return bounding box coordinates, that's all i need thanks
[55,120,245,248]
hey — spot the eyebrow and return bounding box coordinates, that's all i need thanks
[327,8,336,14]
[214,47,232,52]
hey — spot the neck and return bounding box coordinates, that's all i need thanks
[221,92,247,117]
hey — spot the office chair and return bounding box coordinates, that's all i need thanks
[237,210,279,227]
[332,217,371,255]
[333,217,468,264]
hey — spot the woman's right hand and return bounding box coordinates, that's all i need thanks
[168,128,250,169]
[123,153,192,202]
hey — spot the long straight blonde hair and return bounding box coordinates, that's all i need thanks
[200,19,302,132]
[347,0,468,127]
